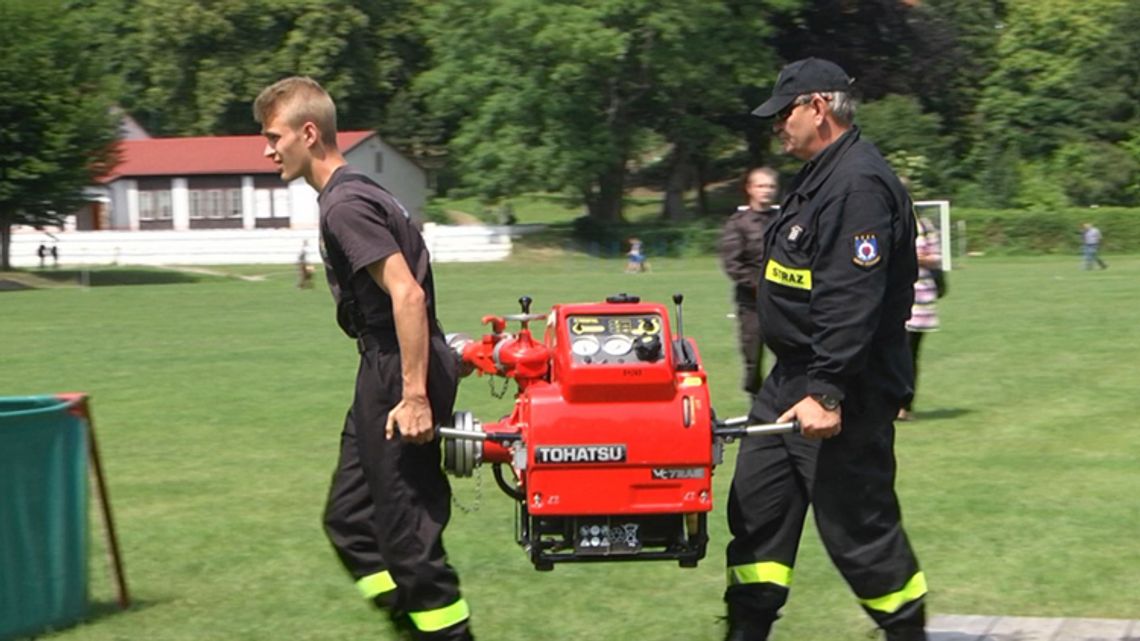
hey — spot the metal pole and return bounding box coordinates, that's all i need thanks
[437,426,520,443]
[63,395,130,610]
[438,426,488,441]
[957,219,967,264]
[712,419,799,439]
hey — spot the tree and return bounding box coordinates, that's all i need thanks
[1052,141,1138,207]
[974,0,1130,160]
[911,0,1005,156]
[69,0,431,136]
[417,0,652,223]
[768,0,1006,191]
[764,0,993,112]
[635,1,792,220]
[969,0,1137,206]
[418,0,793,223]
[0,0,120,270]
[858,94,949,197]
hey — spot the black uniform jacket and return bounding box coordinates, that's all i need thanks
[719,205,779,305]
[757,127,916,409]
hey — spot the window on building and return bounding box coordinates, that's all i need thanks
[225,189,242,218]
[188,177,243,221]
[156,191,173,219]
[207,189,224,219]
[253,176,291,228]
[138,189,173,221]
[139,191,155,221]
[189,190,203,219]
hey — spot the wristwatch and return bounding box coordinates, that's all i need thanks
[811,393,842,411]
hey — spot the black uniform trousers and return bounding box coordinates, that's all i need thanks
[901,331,925,412]
[725,364,926,633]
[734,293,763,395]
[323,333,472,640]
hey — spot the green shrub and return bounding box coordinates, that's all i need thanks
[436,193,1140,258]
[570,216,722,259]
[954,207,1140,255]
[1052,141,1139,206]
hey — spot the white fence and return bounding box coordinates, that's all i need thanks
[6,223,513,268]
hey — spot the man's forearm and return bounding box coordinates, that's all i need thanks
[392,286,429,398]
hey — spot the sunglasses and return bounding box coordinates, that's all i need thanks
[775,95,819,122]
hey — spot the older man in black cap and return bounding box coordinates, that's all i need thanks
[722,58,928,641]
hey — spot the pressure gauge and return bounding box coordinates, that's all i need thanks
[602,336,633,356]
[571,336,600,357]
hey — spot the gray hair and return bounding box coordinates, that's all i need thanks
[817,91,856,125]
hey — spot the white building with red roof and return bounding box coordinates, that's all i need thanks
[87,130,427,232]
[7,127,515,268]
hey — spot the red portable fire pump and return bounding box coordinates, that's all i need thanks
[438,293,795,571]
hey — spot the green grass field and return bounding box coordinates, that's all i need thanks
[2,253,1138,641]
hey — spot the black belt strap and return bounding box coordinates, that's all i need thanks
[356,322,445,355]
[356,333,399,354]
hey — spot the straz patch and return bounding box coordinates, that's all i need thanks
[535,444,626,464]
[853,234,881,267]
[765,259,812,290]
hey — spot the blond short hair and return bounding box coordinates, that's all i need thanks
[743,166,778,193]
[253,76,338,147]
[745,166,778,183]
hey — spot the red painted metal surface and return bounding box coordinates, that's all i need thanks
[454,299,714,516]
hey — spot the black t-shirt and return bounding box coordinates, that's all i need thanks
[318,165,438,337]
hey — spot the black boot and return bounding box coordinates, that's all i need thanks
[723,604,774,641]
[385,610,416,641]
[884,624,927,641]
[723,585,780,641]
[724,620,772,641]
[882,600,927,641]
[416,620,474,641]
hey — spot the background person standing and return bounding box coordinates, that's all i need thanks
[723,58,927,641]
[625,236,648,272]
[254,76,473,641]
[297,239,314,289]
[719,167,780,394]
[899,218,941,421]
[1082,222,1107,270]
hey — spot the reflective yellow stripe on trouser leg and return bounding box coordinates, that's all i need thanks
[355,571,397,599]
[858,571,928,614]
[727,562,793,588]
[409,598,471,633]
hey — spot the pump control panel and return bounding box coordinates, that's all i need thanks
[566,314,664,365]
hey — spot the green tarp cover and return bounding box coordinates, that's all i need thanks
[0,396,89,640]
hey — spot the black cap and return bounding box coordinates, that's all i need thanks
[752,58,853,118]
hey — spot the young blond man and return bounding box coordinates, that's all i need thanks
[254,76,473,641]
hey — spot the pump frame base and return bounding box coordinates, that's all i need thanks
[517,504,708,571]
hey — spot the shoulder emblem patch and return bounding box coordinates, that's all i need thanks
[852,234,881,267]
